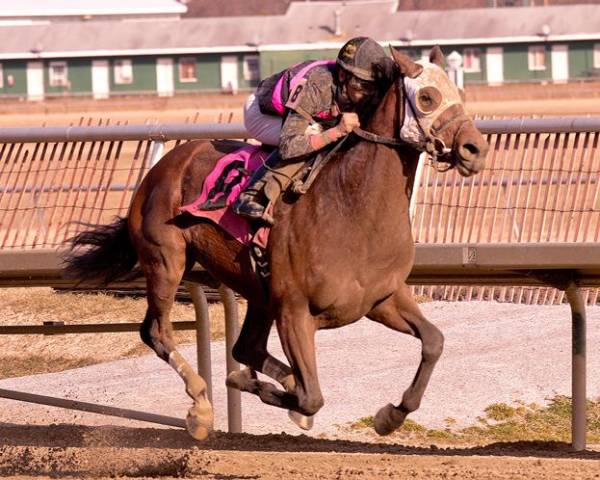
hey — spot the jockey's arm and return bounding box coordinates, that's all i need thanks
[278,77,357,161]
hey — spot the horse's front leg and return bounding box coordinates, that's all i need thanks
[366,284,444,435]
[226,302,314,430]
[139,247,213,440]
[275,299,324,418]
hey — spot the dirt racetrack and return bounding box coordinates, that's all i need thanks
[2,302,600,479]
[2,425,600,479]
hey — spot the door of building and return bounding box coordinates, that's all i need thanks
[92,60,110,99]
[220,56,239,93]
[551,45,569,83]
[486,47,504,86]
[26,61,44,101]
[156,57,174,97]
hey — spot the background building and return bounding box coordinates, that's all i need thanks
[0,0,598,100]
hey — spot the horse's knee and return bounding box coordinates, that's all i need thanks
[422,326,444,362]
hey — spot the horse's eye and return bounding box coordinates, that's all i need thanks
[416,86,442,114]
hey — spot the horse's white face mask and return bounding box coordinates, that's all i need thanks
[389,46,467,158]
[400,61,464,152]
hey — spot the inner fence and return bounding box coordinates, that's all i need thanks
[0,119,598,305]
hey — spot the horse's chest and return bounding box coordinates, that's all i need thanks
[311,271,402,328]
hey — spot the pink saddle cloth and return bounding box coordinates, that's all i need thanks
[179,145,271,248]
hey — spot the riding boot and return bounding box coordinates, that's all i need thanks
[231,150,279,223]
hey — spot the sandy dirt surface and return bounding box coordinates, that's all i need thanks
[2,426,600,479]
[1,302,600,478]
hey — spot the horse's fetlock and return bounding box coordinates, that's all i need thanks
[299,395,324,416]
[400,396,420,413]
[186,377,207,400]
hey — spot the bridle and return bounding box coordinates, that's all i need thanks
[290,71,471,194]
[353,74,470,169]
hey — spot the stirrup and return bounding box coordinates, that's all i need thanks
[232,199,274,226]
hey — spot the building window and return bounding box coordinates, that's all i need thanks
[179,57,197,82]
[594,44,600,69]
[528,46,546,71]
[49,61,68,87]
[243,55,260,81]
[114,59,133,84]
[463,48,481,72]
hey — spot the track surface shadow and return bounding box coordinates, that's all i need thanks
[0,423,598,459]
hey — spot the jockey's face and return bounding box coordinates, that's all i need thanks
[338,69,377,109]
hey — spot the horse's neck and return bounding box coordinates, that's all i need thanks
[333,83,419,212]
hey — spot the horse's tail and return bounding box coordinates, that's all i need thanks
[63,217,139,285]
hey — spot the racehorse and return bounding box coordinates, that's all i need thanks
[65,46,489,440]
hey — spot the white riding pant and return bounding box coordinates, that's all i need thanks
[243,93,282,147]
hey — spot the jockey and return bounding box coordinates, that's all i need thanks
[232,36,391,223]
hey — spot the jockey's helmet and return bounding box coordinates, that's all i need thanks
[336,37,388,82]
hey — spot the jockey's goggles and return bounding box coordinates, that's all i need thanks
[347,74,377,94]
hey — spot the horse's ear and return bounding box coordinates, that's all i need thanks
[389,45,423,78]
[429,45,445,69]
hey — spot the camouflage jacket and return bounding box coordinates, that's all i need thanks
[279,65,342,161]
[256,62,343,161]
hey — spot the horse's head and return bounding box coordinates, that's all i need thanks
[390,46,488,177]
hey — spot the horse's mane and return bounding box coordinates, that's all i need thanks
[360,57,399,125]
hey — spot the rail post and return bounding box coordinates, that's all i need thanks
[219,285,242,433]
[185,282,213,404]
[565,281,587,451]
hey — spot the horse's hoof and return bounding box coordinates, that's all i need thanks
[374,403,406,436]
[288,410,314,431]
[186,398,214,441]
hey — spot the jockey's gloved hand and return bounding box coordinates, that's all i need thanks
[337,112,361,134]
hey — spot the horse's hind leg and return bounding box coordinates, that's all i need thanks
[139,245,213,440]
[228,303,293,385]
[366,284,444,436]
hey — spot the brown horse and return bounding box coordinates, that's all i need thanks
[65,47,488,440]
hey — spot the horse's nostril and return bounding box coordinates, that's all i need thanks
[461,143,480,157]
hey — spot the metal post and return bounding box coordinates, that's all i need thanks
[409,152,426,221]
[219,285,242,433]
[185,282,213,404]
[148,140,165,168]
[565,281,587,451]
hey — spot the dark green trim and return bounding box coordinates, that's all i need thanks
[0,60,27,96]
[569,41,600,79]
[44,58,92,95]
[109,57,156,92]
[503,43,551,82]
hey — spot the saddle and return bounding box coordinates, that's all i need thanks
[180,142,340,282]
